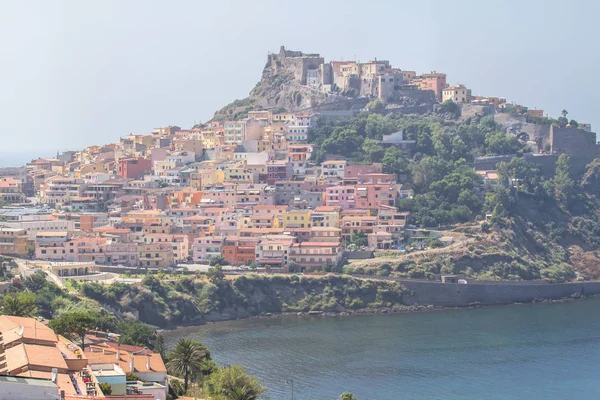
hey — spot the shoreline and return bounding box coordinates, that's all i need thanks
[161,294,593,332]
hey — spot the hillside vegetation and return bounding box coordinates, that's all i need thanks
[79,274,406,328]
[317,108,600,282]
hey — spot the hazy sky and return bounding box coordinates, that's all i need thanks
[1,0,599,163]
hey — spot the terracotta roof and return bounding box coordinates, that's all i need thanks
[6,343,68,373]
[291,241,341,247]
[313,206,341,212]
[94,226,130,234]
[0,178,20,187]
[253,205,288,210]
[0,316,58,346]
[85,346,166,374]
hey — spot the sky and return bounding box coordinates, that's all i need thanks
[1,0,599,165]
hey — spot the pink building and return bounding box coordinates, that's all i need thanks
[354,184,399,209]
[117,157,152,179]
[36,234,107,263]
[310,226,342,242]
[266,160,292,185]
[255,235,295,268]
[356,173,396,184]
[344,164,379,180]
[288,241,342,272]
[105,241,138,265]
[368,231,393,250]
[325,185,356,209]
[144,234,190,263]
[192,236,225,263]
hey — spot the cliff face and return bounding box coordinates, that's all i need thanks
[248,68,340,111]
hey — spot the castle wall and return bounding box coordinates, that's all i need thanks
[550,126,598,174]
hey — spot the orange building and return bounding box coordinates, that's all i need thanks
[416,72,447,101]
[222,236,258,265]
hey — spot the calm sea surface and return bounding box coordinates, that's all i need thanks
[163,299,600,399]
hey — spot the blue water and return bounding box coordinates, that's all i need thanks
[164,299,600,399]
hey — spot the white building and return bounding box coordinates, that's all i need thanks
[0,375,59,400]
[224,120,247,144]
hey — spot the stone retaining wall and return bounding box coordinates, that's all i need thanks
[400,280,600,307]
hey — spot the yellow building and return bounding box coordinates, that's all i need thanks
[442,84,471,104]
[0,228,29,257]
[0,178,25,204]
[74,163,107,178]
[223,165,253,184]
[310,206,342,228]
[279,209,312,228]
[272,112,293,122]
[191,169,225,190]
[137,243,174,268]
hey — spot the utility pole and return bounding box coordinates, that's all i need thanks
[286,379,294,400]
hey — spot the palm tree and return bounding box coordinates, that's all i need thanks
[1,292,37,317]
[561,109,568,118]
[166,339,207,393]
[223,385,255,400]
[205,365,265,400]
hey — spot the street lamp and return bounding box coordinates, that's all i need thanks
[285,379,294,400]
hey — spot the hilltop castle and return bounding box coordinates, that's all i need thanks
[264,46,445,103]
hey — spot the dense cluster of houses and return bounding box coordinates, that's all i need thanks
[0,110,415,272]
[0,315,167,400]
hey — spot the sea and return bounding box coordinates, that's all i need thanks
[163,298,600,400]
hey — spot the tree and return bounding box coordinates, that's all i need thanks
[438,100,460,118]
[365,99,384,113]
[169,379,186,398]
[349,232,368,248]
[382,147,409,177]
[340,393,359,400]
[24,271,48,292]
[557,116,568,128]
[166,339,208,393]
[49,312,95,349]
[1,292,37,317]
[154,334,166,359]
[126,372,145,382]
[209,255,229,266]
[207,265,225,284]
[362,138,385,163]
[204,365,266,400]
[561,109,568,118]
[484,131,523,156]
[287,261,299,273]
[118,321,156,347]
[569,119,578,128]
[99,382,112,395]
[581,158,600,196]
[552,154,575,208]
